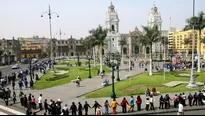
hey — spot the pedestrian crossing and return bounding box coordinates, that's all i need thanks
[0,105,25,115]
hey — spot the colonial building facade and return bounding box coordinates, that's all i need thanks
[0,38,21,65]
[105,2,143,56]
[52,36,92,57]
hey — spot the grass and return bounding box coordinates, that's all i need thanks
[33,65,111,90]
[83,70,205,98]
[57,59,95,65]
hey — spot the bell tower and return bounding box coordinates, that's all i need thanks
[105,1,120,53]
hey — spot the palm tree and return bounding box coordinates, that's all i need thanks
[142,25,161,76]
[201,38,205,59]
[185,11,205,72]
[89,25,107,73]
[118,37,127,63]
[82,36,97,67]
[183,38,192,57]
[138,35,148,58]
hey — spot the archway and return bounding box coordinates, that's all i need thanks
[71,52,74,56]
[146,47,150,54]
[134,46,139,55]
[102,49,105,56]
[123,48,127,55]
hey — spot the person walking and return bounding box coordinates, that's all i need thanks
[182,92,186,106]
[38,94,43,110]
[4,94,9,106]
[104,100,110,115]
[136,95,142,111]
[44,99,49,115]
[92,101,102,114]
[23,95,28,108]
[150,95,155,110]
[18,80,23,90]
[19,91,24,106]
[11,80,15,90]
[198,90,203,106]
[188,93,193,106]
[159,95,164,109]
[96,106,102,115]
[173,94,179,108]
[63,104,69,115]
[110,98,120,114]
[28,94,32,107]
[13,91,16,104]
[177,101,184,115]
[145,97,150,111]
[31,95,36,110]
[70,102,77,115]
[78,102,83,115]
[130,96,135,112]
[120,97,129,113]
[83,101,91,115]
[193,92,198,106]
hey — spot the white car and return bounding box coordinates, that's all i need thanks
[11,64,20,69]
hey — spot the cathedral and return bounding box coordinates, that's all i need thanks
[105,2,168,57]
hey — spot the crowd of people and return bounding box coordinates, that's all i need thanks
[2,88,204,115]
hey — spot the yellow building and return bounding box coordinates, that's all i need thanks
[21,41,42,58]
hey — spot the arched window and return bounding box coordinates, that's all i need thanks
[112,38,114,41]
[111,25,115,31]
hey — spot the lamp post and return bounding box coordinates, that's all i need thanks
[56,29,65,58]
[111,53,116,99]
[29,56,33,88]
[87,56,92,79]
[116,57,120,81]
[187,0,198,88]
[41,5,59,60]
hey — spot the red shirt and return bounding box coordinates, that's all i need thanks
[121,100,128,106]
[136,98,142,104]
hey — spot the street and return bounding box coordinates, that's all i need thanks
[0,58,48,77]
[157,110,205,115]
[0,100,25,115]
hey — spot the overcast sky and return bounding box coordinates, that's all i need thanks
[0,0,204,40]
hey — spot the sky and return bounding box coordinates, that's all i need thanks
[0,0,205,40]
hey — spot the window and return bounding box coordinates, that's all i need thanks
[58,41,60,44]
[113,44,114,47]
[112,38,114,41]
[66,41,67,44]
[71,45,73,49]
[111,25,115,31]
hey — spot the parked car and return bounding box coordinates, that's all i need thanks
[11,64,20,69]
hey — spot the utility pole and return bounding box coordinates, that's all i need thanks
[187,0,198,88]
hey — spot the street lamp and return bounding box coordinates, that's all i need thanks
[41,5,59,61]
[87,56,92,79]
[29,56,33,88]
[111,53,116,99]
[56,29,65,59]
[116,56,121,81]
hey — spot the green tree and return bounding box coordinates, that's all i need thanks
[141,25,161,76]
[138,35,148,58]
[183,38,192,57]
[88,25,107,73]
[118,37,127,63]
[185,11,205,72]
[201,37,205,59]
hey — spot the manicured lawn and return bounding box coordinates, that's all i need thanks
[33,65,111,90]
[83,71,205,98]
[57,59,95,65]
